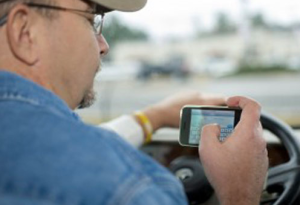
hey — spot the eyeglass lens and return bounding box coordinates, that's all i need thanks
[94,15,103,35]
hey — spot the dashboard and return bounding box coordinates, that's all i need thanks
[142,128,298,169]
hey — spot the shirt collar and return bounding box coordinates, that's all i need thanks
[0,70,80,121]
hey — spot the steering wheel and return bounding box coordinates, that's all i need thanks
[169,112,300,205]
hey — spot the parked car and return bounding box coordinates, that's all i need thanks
[136,56,190,80]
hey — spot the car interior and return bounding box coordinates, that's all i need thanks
[78,0,300,204]
[141,112,300,204]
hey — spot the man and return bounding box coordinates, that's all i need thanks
[0,0,268,205]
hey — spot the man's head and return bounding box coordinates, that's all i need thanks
[0,0,146,109]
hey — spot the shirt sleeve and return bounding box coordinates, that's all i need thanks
[99,115,144,147]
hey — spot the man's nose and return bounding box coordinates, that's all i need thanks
[98,35,109,56]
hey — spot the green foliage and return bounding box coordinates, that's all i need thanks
[251,13,268,28]
[251,13,300,32]
[102,15,149,47]
[213,13,237,34]
[195,12,300,38]
[235,64,298,75]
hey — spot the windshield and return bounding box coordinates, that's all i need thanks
[76,0,300,128]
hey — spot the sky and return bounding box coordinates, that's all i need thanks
[108,0,300,40]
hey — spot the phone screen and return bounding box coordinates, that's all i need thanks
[179,106,241,146]
[189,109,235,144]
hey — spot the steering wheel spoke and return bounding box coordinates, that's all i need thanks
[268,162,300,186]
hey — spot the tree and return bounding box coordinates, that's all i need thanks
[213,13,237,34]
[102,15,149,47]
[251,13,295,32]
[251,13,268,29]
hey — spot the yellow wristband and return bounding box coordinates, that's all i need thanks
[134,111,153,143]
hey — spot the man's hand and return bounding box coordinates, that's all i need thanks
[199,96,268,205]
[142,91,226,131]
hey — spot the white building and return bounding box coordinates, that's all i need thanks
[109,29,300,76]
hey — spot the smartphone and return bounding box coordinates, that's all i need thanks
[179,106,242,147]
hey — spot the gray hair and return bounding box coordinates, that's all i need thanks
[0,0,56,18]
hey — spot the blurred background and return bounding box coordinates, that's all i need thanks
[76,0,300,128]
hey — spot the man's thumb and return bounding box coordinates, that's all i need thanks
[199,124,221,152]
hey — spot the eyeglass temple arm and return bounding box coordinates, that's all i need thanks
[0,15,8,27]
[25,3,104,15]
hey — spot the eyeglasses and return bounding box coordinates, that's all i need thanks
[0,1,105,36]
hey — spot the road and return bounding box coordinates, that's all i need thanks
[76,72,300,126]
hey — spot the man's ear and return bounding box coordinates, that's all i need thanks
[6,4,38,65]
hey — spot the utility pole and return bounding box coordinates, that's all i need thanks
[239,0,254,67]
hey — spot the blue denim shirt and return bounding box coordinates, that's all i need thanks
[0,71,187,205]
